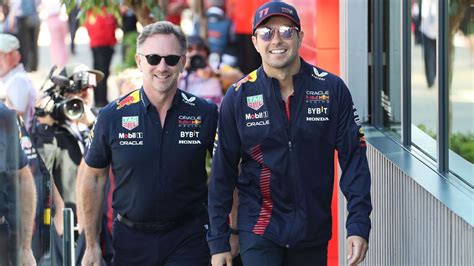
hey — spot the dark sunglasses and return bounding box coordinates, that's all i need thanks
[254,26,299,42]
[138,53,182,66]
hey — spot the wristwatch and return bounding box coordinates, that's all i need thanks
[230,228,239,235]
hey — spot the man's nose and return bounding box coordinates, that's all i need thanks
[271,30,284,44]
[156,57,169,70]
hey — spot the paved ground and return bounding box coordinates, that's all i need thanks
[411,36,473,134]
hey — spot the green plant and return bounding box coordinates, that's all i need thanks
[417,124,474,163]
[61,0,166,26]
[114,31,139,72]
[449,132,474,163]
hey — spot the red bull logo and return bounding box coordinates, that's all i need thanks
[116,90,141,110]
[234,70,258,91]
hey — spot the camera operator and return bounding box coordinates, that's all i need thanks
[178,35,224,106]
[31,63,103,265]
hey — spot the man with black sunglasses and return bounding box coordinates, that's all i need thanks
[207,1,372,266]
[81,21,218,265]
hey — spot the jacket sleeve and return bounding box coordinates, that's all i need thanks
[335,80,372,241]
[207,87,241,255]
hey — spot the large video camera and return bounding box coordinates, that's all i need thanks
[35,69,95,122]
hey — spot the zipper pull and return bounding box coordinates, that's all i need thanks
[288,140,292,151]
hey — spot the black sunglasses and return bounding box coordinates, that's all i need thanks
[138,53,182,66]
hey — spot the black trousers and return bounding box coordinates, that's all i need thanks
[91,46,115,107]
[68,5,80,53]
[15,16,40,72]
[422,33,436,88]
[239,231,328,266]
[112,212,210,266]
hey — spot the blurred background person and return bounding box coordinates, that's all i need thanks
[114,67,142,97]
[0,0,9,31]
[7,0,41,72]
[0,33,37,132]
[84,7,117,108]
[0,102,37,266]
[31,63,106,265]
[67,0,79,55]
[119,4,138,60]
[44,0,68,68]
[167,0,188,25]
[420,0,437,88]
[201,0,237,69]
[179,35,224,107]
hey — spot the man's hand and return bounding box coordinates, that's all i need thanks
[230,234,240,258]
[35,96,55,126]
[20,247,36,266]
[211,251,233,266]
[346,235,368,266]
[36,115,55,126]
[78,105,96,128]
[81,245,102,266]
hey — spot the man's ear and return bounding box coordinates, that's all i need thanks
[251,35,260,54]
[297,31,304,49]
[135,53,142,71]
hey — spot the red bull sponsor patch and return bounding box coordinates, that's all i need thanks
[116,90,140,110]
[234,70,257,91]
[178,115,202,127]
[122,116,139,130]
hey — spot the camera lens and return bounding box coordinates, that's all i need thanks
[189,55,207,71]
[63,98,84,121]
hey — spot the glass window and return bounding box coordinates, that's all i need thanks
[374,0,473,187]
[448,3,473,185]
[382,0,402,137]
[411,0,439,161]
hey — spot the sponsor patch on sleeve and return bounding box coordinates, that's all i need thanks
[116,90,141,110]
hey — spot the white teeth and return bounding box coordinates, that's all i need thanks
[270,49,286,54]
[155,74,169,79]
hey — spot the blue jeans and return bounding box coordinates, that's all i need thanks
[239,231,327,266]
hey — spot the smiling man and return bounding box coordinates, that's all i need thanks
[80,21,218,266]
[207,2,372,266]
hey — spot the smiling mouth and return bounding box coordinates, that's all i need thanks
[269,49,287,54]
[154,74,170,80]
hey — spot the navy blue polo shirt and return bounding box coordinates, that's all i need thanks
[85,88,218,222]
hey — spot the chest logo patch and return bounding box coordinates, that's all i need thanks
[122,116,139,130]
[247,94,264,111]
[182,93,196,106]
[312,67,328,81]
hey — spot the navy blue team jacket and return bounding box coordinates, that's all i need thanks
[207,59,372,254]
[85,88,218,222]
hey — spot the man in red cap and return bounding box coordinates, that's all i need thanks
[207,1,372,265]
